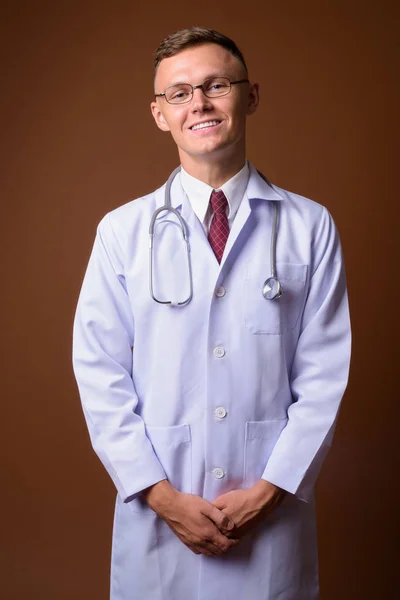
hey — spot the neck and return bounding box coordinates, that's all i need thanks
[179,151,246,189]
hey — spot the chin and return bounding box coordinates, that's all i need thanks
[194,139,231,156]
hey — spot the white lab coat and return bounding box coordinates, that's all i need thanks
[72,163,351,600]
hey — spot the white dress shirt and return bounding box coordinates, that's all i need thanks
[180,161,250,234]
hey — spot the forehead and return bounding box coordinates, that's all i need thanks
[155,43,246,89]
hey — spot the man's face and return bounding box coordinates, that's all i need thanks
[151,43,259,165]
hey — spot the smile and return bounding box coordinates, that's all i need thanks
[190,120,221,131]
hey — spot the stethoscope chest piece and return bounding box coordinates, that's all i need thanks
[262,276,283,301]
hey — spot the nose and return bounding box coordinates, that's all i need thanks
[190,86,212,112]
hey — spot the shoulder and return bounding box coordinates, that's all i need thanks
[89,182,166,264]
[247,164,328,225]
[109,185,165,224]
[272,183,324,212]
[248,166,341,255]
[97,182,166,239]
[273,182,340,246]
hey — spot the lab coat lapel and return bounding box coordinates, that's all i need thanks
[219,164,283,269]
[219,192,251,269]
[170,172,220,275]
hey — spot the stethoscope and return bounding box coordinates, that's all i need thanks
[149,166,283,306]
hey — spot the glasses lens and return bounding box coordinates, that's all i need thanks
[203,77,231,97]
[166,84,193,104]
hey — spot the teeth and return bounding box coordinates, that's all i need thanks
[191,120,219,131]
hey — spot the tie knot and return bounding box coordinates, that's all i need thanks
[210,189,228,215]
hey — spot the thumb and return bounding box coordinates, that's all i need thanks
[211,497,225,509]
[205,504,235,532]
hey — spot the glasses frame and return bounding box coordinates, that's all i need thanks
[155,77,250,105]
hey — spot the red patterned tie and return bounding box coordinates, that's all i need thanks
[208,189,229,263]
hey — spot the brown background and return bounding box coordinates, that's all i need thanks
[1,1,398,598]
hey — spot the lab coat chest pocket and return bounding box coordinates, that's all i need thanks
[244,419,288,487]
[244,262,308,334]
[129,424,192,513]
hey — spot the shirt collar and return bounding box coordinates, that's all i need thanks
[180,161,250,224]
[167,161,284,212]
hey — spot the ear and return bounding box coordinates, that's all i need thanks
[150,101,171,132]
[246,82,260,116]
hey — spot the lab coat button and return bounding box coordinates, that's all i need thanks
[215,286,226,298]
[214,406,227,419]
[212,468,225,479]
[213,346,225,358]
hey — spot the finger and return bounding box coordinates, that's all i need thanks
[208,536,239,555]
[229,537,240,546]
[204,541,223,556]
[186,544,201,555]
[211,498,224,509]
[212,531,236,553]
[185,539,217,557]
[206,505,235,532]
[225,526,241,539]
[192,539,220,556]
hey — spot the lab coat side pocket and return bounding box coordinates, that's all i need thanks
[128,424,192,513]
[244,419,288,487]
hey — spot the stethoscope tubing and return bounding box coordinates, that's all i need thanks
[149,168,193,305]
[148,167,282,305]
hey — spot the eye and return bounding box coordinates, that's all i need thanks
[204,78,230,93]
[167,85,192,102]
[172,90,189,99]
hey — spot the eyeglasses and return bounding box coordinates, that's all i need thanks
[155,76,249,105]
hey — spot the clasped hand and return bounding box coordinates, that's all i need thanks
[143,479,285,557]
[211,479,285,539]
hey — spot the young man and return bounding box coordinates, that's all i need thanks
[73,27,351,600]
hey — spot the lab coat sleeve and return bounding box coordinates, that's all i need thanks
[72,213,167,503]
[261,206,351,501]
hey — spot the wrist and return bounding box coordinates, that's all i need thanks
[142,479,179,514]
[251,479,285,509]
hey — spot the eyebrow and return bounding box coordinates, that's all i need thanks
[164,73,232,88]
